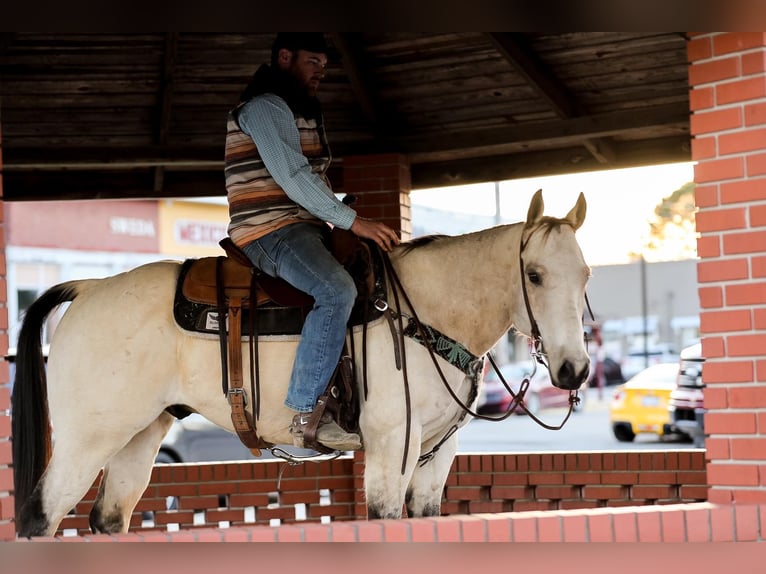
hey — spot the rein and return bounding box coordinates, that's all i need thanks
[377,223,591,472]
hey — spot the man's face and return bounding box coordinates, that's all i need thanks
[281,49,327,96]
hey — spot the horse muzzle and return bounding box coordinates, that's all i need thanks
[554,359,590,390]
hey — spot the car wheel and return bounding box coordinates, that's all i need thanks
[612,423,636,442]
[523,393,541,415]
[155,450,179,464]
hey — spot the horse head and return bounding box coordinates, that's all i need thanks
[518,189,591,390]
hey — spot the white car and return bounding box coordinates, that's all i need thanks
[158,413,315,463]
[621,345,678,381]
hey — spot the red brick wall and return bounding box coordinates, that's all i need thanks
[689,33,766,504]
[30,502,766,542]
[0,120,13,542]
[53,451,706,537]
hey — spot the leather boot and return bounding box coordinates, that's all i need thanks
[290,412,362,451]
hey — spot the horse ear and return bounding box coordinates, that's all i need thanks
[564,192,587,231]
[526,189,545,226]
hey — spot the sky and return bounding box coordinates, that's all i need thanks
[410,162,696,267]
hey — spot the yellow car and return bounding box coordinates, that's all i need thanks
[609,362,680,442]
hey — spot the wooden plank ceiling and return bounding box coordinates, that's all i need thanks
[0,32,690,201]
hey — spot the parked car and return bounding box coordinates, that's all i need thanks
[588,356,625,388]
[621,344,679,381]
[158,413,316,463]
[477,361,586,416]
[609,362,682,442]
[669,342,705,447]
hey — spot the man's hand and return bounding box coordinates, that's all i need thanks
[350,217,400,252]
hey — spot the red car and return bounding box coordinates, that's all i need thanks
[477,361,586,416]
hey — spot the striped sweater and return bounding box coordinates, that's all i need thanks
[224,96,335,248]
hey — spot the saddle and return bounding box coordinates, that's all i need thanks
[173,228,381,454]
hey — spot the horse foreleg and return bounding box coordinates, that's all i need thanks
[363,426,422,519]
[405,433,457,517]
[89,412,176,534]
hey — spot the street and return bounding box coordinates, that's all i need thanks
[457,388,699,453]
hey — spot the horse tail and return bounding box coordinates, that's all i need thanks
[12,281,82,519]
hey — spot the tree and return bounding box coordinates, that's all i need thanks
[630,182,698,262]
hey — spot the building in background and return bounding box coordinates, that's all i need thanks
[4,198,229,346]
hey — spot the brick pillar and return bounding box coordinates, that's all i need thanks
[343,154,410,518]
[0,119,13,540]
[688,32,766,504]
[342,153,412,240]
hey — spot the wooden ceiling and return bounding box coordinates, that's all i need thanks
[0,32,691,201]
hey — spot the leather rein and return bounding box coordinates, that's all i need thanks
[376,223,594,472]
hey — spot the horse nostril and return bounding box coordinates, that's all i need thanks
[558,360,576,388]
[557,361,589,389]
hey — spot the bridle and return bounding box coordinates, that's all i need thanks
[378,222,594,471]
[481,222,592,429]
[518,225,549,370]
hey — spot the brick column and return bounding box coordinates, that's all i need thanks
[0,119,13,540]
[688,32,766,504]
[343,153,410,518]
[342,153,412,240]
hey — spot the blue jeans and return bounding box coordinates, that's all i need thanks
[242,223,357,412]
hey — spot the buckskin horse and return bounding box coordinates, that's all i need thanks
[11,189,591,537]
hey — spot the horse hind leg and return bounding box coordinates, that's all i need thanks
[405,433,458,518]
[89,412,176,534]
[17,440,120,538]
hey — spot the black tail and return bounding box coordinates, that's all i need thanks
[12,282,79,523]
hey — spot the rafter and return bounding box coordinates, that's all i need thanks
[401,102,688,160]
[330,32,403,146]
[0,136,690,201]
[2,102,688,171]
[487,32,616,164]
[412,135,691,189]
[153,32,179,192]
[330,33,379,126]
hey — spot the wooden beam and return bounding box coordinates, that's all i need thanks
[153,32,179,193]
[403,102,688,161]
[487,32,576,118]
[2,136,690,201]
[1,146,223,170]
[487,32,617,164]
[330,33,379,127]
[1,169,225,201]
[329,32,405,146]
[1,102,687,172]
[410,136,691,190]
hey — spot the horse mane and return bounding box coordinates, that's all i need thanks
[397,234,450,256]
[395,215,574,258]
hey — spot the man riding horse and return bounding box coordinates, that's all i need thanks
[224,33,399,451]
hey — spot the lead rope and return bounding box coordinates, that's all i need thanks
[383,255,413,475]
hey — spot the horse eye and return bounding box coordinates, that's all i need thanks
[527,271,541,285]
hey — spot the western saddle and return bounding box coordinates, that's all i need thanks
[176,229,376,454]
